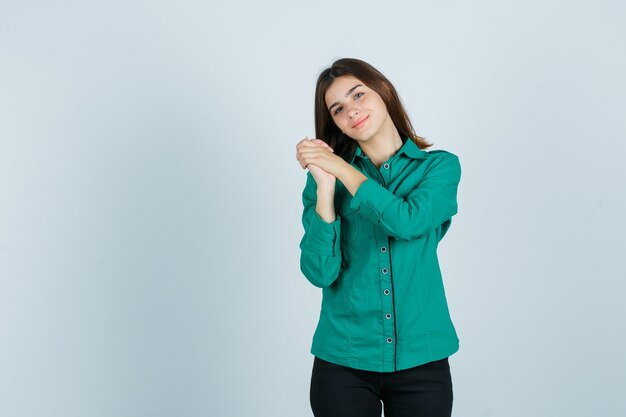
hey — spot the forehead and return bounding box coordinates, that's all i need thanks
[324,75,365,105]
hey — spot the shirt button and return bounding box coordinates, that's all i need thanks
[383,163,390,169]
[385,313,391,319]
[380,246,387,253]
[381,268,388,274]
[386,337,393,343]
[383,289,390,295]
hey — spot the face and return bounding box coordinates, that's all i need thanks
[324,74,392,143]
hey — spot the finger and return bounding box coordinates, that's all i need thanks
[297,139,327,153]
[297,141,333,162]
[298,148,322,168]
[299,153,311,169]
[312,139,334,152]
[297,138,311,149]
[298,148,323,169]
[295,152,307,169]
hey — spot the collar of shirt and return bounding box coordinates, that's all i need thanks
[349,136,428,164]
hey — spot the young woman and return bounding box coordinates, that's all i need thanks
[295,58,462,417]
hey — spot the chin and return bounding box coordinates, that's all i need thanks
[355,131,376,142]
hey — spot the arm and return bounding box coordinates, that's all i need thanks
[298,171,343,288]
[346,152,461,241]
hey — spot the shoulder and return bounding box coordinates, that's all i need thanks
[423,149,461,180]
[426,149,459,161]
[425,149,460,168]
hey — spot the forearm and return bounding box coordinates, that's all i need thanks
[337,164,368,196]
[299,171,342,288]
[315,183,337,223]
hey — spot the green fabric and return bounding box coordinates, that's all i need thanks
[299,137,462,372]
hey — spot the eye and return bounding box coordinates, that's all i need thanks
[334,106,342,115]
[354,92,364,99]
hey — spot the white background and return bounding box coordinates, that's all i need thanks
[1,1,625,416]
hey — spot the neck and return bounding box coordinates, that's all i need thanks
[359,121,403,168]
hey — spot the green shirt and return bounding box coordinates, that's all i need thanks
[299,137,462,372]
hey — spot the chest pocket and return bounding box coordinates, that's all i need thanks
[338,205,360,244]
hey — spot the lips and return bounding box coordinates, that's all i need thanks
[352,115,369,129]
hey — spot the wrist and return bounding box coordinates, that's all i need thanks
[316,181,335,194]
[338,164,368,196]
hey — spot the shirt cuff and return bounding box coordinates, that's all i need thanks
[299,210,341,257]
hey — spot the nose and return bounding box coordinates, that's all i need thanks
[347,105,360,119]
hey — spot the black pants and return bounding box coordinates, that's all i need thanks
[310,356,453,417]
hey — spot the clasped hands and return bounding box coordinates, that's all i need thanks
[295,136,368,195]
[295,137,344,172]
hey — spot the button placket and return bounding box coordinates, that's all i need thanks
[377,231,395,368]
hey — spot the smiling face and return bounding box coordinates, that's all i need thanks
[324,74,394,144]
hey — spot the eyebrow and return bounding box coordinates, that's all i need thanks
[328,84,363,112]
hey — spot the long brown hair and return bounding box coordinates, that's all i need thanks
[314,58,433,162]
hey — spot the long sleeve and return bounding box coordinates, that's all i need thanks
[348,152,461,241]
[298,171,343,288]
